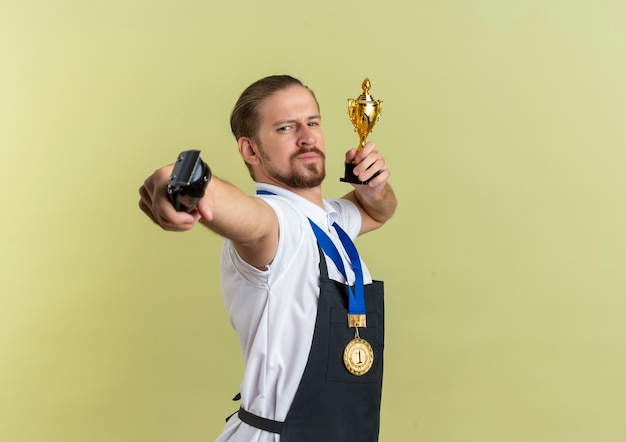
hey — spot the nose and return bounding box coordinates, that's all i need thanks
[297,124,316,147]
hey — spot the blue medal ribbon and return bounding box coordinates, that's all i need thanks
[308,219,366,315]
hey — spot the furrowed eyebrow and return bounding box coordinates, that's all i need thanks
[273,119,296,127]
[273,115,321,127]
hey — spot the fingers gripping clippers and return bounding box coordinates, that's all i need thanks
[167,150,211,212]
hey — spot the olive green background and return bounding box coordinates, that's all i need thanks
[1,1,625,441]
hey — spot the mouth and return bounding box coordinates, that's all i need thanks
[298,153,322,161]
[294,148,325,162]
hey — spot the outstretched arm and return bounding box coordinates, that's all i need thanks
[139,164,278,269]
[340,141,398,235]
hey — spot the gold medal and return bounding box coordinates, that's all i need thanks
[343,329,374,376]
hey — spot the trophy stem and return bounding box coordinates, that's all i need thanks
[358,138,366,150]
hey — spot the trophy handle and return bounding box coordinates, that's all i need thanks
[348,98,357,126]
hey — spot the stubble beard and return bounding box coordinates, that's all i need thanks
[258,143,326,189]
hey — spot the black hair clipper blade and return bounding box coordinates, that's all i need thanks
[166,150,211,212]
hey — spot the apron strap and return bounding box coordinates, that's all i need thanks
[238,407,284,434]
[317,243,329,279]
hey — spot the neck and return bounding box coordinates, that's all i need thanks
[290,186,324,208]
[260,181,325,208]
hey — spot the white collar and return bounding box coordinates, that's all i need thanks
[254,183,339,229]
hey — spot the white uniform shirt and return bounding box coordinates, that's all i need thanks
[215,183,372,442]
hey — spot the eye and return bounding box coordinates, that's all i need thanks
[278,125,292,132]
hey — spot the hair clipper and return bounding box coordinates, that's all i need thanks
[167,150,211,212]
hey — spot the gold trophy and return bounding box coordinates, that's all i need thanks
[340,78,383,184]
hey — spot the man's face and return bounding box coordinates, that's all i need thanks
[251,85,326,189]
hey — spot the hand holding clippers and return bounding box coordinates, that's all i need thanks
[167,150,211,213]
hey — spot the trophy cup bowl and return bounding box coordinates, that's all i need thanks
[340,78,383,184]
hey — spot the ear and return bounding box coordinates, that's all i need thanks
[238,137,261,167]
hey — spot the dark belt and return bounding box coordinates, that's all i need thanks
[237,407,284,434]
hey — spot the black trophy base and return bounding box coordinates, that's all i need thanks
[340,162,379,185]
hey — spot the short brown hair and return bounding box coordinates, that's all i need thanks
[230,75,318,140]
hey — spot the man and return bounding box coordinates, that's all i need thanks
[138,75,397,441]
